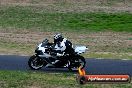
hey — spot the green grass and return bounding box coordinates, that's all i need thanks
[0,70,131,88]
[0,40,34,55]
[0,6,132,32]
[83,52,132,60]
[0,5,131,59]
[0,39,131,59]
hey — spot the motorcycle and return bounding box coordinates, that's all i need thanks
[28,39,88,71]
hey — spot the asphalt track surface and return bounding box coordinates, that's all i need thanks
[0,55,132,76]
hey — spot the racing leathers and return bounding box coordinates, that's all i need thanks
[54,38,74,57]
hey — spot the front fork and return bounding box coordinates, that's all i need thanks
[33,54,45,65]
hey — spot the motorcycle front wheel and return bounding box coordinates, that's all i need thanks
[28,55,46,70]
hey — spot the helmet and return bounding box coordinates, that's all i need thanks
[54,33,63,43]
[54,33,62,39]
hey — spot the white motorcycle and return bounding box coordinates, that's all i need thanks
[28,39,88,71]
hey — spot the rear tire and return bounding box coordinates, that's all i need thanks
[28,55,46,70]
[68,55,86,71]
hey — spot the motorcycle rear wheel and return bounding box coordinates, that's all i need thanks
[68,55,86,71]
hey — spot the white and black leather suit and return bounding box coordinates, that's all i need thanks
[54,37,74,56]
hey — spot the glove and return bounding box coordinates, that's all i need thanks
[57,53,63,57]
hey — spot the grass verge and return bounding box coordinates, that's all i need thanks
[0,70,131,88]
[0,6,131,59]
[83,52,132,60]
[0,6,132,32]
[0,38,131,59]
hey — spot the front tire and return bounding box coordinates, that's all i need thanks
[28,55,45,70]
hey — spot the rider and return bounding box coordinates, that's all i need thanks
[53,33,74,57]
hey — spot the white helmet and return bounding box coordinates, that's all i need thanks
[54,33,63,43]
[54,33,62,39]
